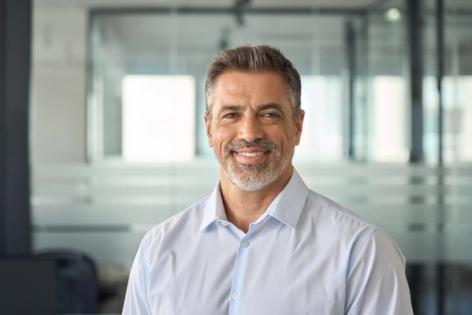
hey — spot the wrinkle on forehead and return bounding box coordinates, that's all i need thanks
[212,71,290,110]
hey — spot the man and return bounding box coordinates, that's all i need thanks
[123,45,413,314]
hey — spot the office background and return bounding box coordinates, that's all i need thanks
[1,0,472,314]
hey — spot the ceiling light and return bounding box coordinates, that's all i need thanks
[385,8,401,22]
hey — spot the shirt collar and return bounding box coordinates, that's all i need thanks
[199,184,227,231]
[199,169,308,231]
[265,170,308,229]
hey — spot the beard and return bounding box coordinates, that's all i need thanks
[219,138,293,192]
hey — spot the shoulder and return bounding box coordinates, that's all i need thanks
[304,189,376,236]
[139,193,211,251]
[304,189,404,263]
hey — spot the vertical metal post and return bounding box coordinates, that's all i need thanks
[435,1,445,314]
[358,18,369,162]
[436,0,444,165]
[0,0,32,256]
[0,0,5,254]
[407,0,424,163]
[349,16,369,162]
[345,20,356,160]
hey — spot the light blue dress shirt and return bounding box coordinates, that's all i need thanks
[123,170,413,315]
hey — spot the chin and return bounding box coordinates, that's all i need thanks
[229,175,276,192]
[224,162,288,192]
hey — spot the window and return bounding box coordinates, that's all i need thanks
[122,75,195,162]
[371,76,408,162]
[296,76,343,161]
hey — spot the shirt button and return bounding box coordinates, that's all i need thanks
[240,240,250,248]
[231,292,240,300]
[219,220,228,226]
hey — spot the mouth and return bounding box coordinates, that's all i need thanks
[232,148,270,164]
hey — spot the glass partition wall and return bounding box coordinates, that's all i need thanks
[350,1,472,314]
[31,1,472,314]
[87,11,348,163]
[351,1,409,162]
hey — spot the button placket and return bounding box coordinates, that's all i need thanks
[228,236,252,315]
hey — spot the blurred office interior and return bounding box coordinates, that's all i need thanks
[1,0,472,313]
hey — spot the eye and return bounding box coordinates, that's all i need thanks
[260,111,281,119]
[222,112,239,120]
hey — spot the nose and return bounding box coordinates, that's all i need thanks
[238,115,264,142]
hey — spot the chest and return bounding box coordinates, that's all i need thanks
[146,231,348,315]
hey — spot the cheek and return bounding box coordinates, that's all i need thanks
[215,128,234,140]
[283,123,300,144]
[211,127,235,152]
[267,125,294,146]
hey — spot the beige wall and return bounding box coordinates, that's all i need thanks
[31,4,87,163]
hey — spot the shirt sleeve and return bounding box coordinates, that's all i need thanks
[345,229,414,315]
[122,234,152,315]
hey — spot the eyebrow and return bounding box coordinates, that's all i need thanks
[217,105,244,117]
[256,103,285,114]
[217,102,286,117]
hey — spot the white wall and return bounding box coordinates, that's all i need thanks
[31,3,88,163]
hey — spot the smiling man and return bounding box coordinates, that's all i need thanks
[123,45,414,315]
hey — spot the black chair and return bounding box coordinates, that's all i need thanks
[37,250,99,314]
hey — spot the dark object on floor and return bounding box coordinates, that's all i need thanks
[0,258,56,315]
[37,249,99,314]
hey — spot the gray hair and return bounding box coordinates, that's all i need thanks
[204,45,301,118]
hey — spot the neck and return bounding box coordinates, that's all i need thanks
[219,166,293,233]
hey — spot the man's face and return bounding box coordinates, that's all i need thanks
[205,71,304,192]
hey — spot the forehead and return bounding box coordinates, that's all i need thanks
[212,71,290,106]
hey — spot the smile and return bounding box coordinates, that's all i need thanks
[231,149,270,165]
[238,151,265,157]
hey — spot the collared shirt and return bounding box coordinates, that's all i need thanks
[123,170,413,315]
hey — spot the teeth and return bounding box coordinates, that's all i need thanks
[238,151,264,157]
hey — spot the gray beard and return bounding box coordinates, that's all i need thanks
[223,149,293,192]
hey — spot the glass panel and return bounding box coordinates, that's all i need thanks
[352,0,408,162]
[443,10,472,163]
[352,1,472,314]
[424,5,472,164]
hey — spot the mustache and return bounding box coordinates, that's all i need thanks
[226,139,276,153]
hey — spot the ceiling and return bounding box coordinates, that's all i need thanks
[34,0,472,76]
[35,0,472,9]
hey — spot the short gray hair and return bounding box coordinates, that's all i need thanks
[205,45,301,118]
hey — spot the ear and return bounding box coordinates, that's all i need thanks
[294,109,305,145]
[204,112,213,147]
